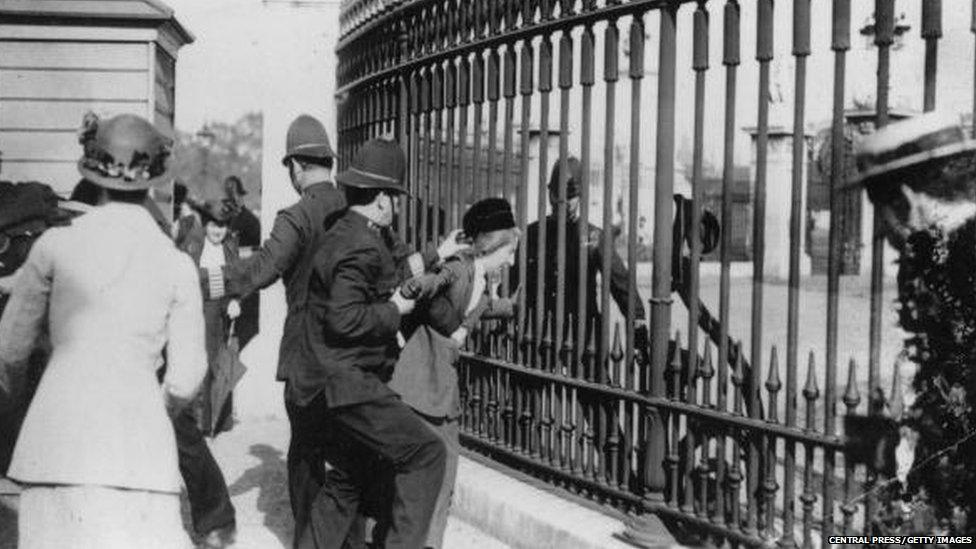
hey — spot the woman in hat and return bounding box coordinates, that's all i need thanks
[0,112,206,548]
[188,198,242,437]
[386,197,521,549]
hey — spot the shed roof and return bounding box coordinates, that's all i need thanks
[0,0,194,45]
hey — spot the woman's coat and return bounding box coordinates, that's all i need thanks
[0,203,207,493]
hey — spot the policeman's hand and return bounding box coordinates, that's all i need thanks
[390,288,416,315]
[437,229,470,260]
[227,299,241,320]
[450,326,469,346]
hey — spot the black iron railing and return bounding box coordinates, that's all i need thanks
[334,1,958,546]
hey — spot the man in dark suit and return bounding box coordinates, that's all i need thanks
[295,138,446,549]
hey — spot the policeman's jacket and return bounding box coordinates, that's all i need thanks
[512,215,646,327]
[220,181,346,383]
[301,209,407,408]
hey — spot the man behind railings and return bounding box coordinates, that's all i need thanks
[511,156,650,371]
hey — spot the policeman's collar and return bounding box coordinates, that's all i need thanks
[348,208,383,233]
[302,180,336,196]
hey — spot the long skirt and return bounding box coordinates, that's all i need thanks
[419,415,459,549]
[18,484,191,549]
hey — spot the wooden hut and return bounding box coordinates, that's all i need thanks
[0,0,193,210]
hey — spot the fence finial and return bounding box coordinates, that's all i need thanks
[766,345,782,393]
[803,350,819,401]
[843,357,861,412]
[701,342,715,380]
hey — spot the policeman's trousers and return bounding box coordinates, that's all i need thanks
[295,394,446,549]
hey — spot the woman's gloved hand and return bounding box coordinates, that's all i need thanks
[227,299,241,320]
[450,326,469,346]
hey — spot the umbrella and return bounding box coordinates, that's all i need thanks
[210,320,247,435]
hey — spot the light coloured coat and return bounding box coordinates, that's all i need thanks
[0,202,207,493]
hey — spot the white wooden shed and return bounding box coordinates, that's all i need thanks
[0,0,193,198]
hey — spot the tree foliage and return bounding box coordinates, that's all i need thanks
[170,112,263,211]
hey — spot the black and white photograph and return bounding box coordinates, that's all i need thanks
[2,0,976,548]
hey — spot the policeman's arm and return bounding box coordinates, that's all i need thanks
[390,229,469,281]
[0,232,53,402]
[219,208,305,299]
[400,258,464,301]
[162,255,208,411]
[322,247,401,342]
[462,295,518,329]
[599,240,647,320]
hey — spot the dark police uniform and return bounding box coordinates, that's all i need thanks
[214,179,345,541]
[296,208,446,549]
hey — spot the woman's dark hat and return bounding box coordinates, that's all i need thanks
[194,198,234,225]
[463,198,516,238]
[335,138,407,194]
[76,112,173,191]
[851,111,976,186]
[548,157,583,199]
[283,114,335,166]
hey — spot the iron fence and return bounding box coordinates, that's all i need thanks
[335,0,962,546]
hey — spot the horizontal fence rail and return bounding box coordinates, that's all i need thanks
[335,0,966,546]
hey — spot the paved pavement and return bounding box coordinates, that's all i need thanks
[1,416,510,549]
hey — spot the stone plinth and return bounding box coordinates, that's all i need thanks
[745,125,812,281]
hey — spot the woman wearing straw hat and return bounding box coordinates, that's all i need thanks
[0,113,206,548]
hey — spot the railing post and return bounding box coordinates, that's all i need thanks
[624,2,677,544]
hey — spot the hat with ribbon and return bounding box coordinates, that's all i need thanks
[335,137,407,194]
[462,197,516,238]
[77,112,173,191]
[548,157,584,199]
[283,114,335,166]
[852,111,976,186]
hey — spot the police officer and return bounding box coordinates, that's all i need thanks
[297,138,447,549]
[196,114,346,542]
[513,156,649,360]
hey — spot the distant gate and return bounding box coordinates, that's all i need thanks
[335,1,953,546]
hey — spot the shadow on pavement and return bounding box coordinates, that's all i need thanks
[228,443,293,547]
